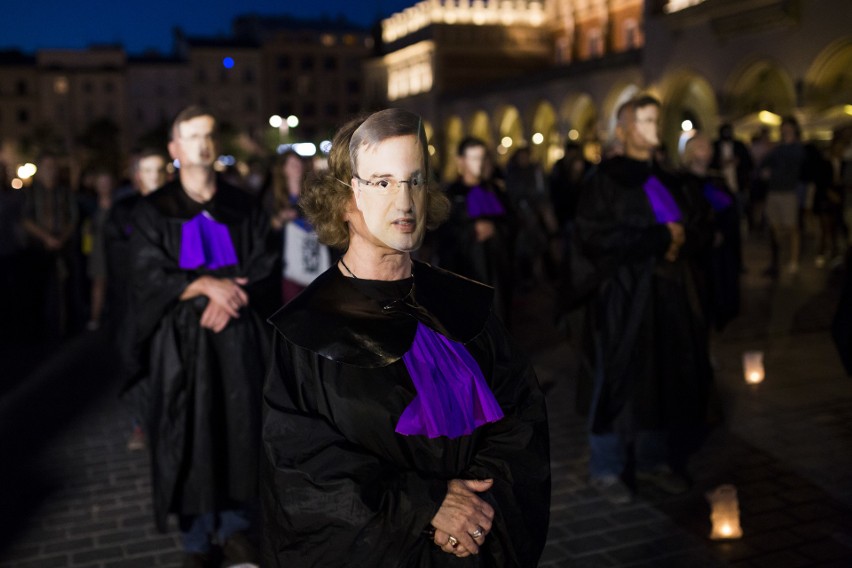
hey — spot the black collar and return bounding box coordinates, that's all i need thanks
[268,260,494,368]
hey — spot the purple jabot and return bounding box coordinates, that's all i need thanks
[703,182,733,212]
[643,176,682,223]
[396,323,504,439]
[466,185,506,218]
[179,211,239,270]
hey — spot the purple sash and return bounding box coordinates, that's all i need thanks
[643,176,682,223]
[702,182,733,212]
[466,185,506,218]
[396,323,504,439]
[179,211,239,270]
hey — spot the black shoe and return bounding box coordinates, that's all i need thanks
[222,532,259,566]
[182,553,213,568]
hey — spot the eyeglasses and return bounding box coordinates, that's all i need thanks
[354,175,425,195]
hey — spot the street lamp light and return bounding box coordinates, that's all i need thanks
[269,114,299,148]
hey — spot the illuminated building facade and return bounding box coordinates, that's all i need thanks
[373,0,851,178]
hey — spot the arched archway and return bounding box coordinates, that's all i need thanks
[658,69,719,165]
[467,110,493,147]
[493,105,524,165]
[530,100,558,170]
[442,115,464,182]
[725,59,796,118]
[559,92,599,161]
[805,37,852,109]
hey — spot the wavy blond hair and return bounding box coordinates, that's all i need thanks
[301,108,450,249]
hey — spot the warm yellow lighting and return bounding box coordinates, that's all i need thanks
[17,163,37,179]
[532,132,544,145]
[758,111,782,126]
[501,136,513,148]
[568,129,580,141]
[845,105,852,116]
[11,178,24,190]
[707,485,743,540]
[743,351,765,385]
[496,145,508,156]
[269,115,283,128]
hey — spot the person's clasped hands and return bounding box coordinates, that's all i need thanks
[430,479,495,558]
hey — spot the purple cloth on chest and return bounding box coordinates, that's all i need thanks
[643,175,682,223]
[466,185,506,218]
[179,211,239,270]
[702,182,734,212]
[396,323,504,439]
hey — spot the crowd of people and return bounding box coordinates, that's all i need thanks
[1,100,851,567]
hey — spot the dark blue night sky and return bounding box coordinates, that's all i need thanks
[1,0,416,54]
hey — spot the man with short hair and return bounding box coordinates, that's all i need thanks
[571,96,712,504]
[439,137,514,324]
[128,107,275,567]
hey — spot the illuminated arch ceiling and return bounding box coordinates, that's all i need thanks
[726,59,795,118]
[530,100,557,169]
[601,82,641,140]
[559,92,598,140]
[494,105,525,163]
[658,69,718,164]
[442,115,464,181]
[467,110,493,146]
[805,38,852,109]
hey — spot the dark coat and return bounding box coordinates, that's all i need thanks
[573,157,713,436]
[262,262,550,567]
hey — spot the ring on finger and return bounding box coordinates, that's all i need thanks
[470,527,483,539]
[447,535,459,548]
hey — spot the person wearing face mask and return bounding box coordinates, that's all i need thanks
[571,96,712,505]
[128,106,276,567]
[438,137,516,326]
[261,109,550,567]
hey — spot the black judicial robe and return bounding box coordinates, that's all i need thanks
[438,181,515,325]
[573,157,712,436]
[681,172,741,332]
[261,262,550,567]
[128,180,275,531]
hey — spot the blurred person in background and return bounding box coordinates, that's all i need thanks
[84,169,116,331]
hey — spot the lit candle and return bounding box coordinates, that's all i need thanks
[707,484,743,540]
[743,350,764,385]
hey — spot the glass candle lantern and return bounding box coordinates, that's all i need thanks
[743,350,764,384]
[707,484,743,540]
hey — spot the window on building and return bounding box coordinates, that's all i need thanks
[245,96,257,112]
[220,68,229,83]
[16,80,28,96]
[624,19,640,49]
[301,55,315,71]
[348,103,360,115]
[83,81,93,94]
[324,56,337,71]
[321,34,336,47]
[346,79,360,94]
[277,55,291,69]
[17,108,29,124]
[197,68,207,83]
[588,28,603,58]
[325,103,339,116]
[302,103,316,118]
[244,67,255,84]
[104,81,114,93]
[54,76,69,95]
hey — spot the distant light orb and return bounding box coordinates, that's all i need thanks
[681,119,694,132]
[568,129,580,141]
[428,144,436,156]
[269,115,283,128]
[17,163,37,179]
[532,132,544,145]
[286,115,300,128]
[223,57,235,69]
[501,136,513,148]
[293,142,316,157]
[319,140,333,154]
[11,178,23,190]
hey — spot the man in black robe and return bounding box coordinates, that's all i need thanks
[438,137,514,325]
[572,96,712,504]
[107,149,168,451]
[128,107,274,567]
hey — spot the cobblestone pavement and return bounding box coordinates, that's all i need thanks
[2,232,851,567]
